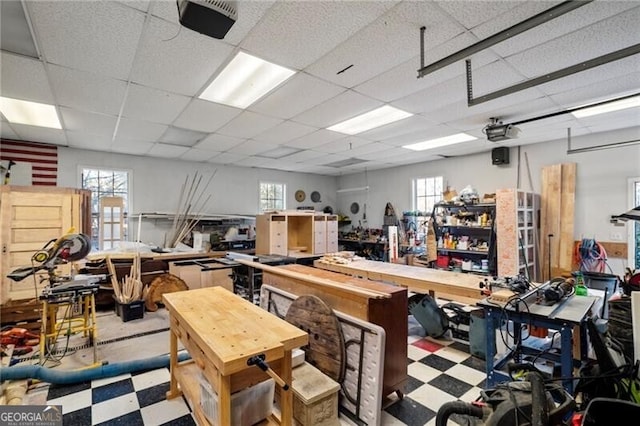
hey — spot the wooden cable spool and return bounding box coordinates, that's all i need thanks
[284,295,346,383]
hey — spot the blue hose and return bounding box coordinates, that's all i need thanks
[0,352,191,385]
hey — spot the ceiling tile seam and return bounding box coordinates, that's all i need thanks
[111,4,159,144]
[20,1,69,146]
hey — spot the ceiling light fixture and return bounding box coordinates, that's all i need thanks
[571,94,640,118]
[0,96,61,129]
[199,51,295,109]
[403,133,476,151]
[327,105,412,135]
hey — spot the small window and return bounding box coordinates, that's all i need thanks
[413,176,444,214]
[260,182,286,212]
[81,168,130,250]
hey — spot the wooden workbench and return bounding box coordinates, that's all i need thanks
[314,258,485,303]
[163,286,308,426]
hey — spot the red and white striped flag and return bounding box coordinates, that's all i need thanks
[0,139,58,186]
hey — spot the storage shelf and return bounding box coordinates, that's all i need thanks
[440,225,492,230]
[437,248,490,255]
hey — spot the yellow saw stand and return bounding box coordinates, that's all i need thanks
[40,278,100,365]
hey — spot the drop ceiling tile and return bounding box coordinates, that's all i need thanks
[48,64,128,116]
[301,153,349,166]
[305,1,461,88]
[158,126,207,147]
[111,138,154,155]
[29,1,144,79]
[206,1,276,46]
[278,149,323,163]
[180,148,220,162]
[239,0,397,69]
[314,137,364,154]
[291,90,382,128]
[66,131,113,150]
[302,165,342,176]
[252,120,318,144]
[147,143,190,158]
[0,121,19,139]
[115,117,168,140]
[478,1,639,57]
[129,15,235,95]
[339,141,395,157]
[359,115,439,141]
[195,133,246,152]
[0,52,54,102]
[357,146,408,161]
[547,73,640,110]
[216,111,283,139]
[173,99,242,132]
[505,7,640,79]
[208,152,247,165]
[118,1,150,13]
[250,73,346,119]
[354,33,498,102]
[232,156,273,168]
[287,129,346,149]
[59,107,118,135]
[11,123,67,145]
[435,0,520,29]
[122,84,191,124]
[228,140,279,156]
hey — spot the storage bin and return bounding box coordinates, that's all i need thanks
[113,296,145,322]
[200,375,274,426]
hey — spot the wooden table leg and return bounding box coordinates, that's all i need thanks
[166,324,180,399]
[218,371,231,425]
[280,349,293,426]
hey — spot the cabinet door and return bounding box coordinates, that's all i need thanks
[1,189,79,303]
[313,216,327,254]
[270,216,288,255]
[326,216,338,253]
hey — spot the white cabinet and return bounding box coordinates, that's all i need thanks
[326,215,339,253]
[313,215,327,254]
[496,189,540,280]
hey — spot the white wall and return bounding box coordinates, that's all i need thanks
[337,127,640,276]
[54,127,639,275]
[57,148,337,247]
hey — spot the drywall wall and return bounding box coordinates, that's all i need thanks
[57,148,337,247]
[337,127,640,276]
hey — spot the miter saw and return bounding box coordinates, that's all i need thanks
[7,229,100,302]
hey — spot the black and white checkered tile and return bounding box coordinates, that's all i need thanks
[46,367,195,425]
[44,325,487,426]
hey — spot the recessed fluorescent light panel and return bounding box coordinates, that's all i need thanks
[327,105,413,135]
[0,96,61,129]
[403,133,476,151]
[571,95,640,118]
[199,51,295,109]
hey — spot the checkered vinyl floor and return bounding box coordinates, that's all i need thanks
[42,314,487,426]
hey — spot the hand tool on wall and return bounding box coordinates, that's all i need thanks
[247,354,289,390]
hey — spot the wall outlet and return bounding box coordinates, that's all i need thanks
[610,231,624,241]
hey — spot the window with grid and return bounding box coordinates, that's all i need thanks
[413,176,444,214]
[259,182,285,212]
[81,168,130,249]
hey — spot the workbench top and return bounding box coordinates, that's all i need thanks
[163,287,308,376]
[314,258,484,302]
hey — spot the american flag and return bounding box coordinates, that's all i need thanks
[0,139,58,186]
